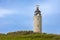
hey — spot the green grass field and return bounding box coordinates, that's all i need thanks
[0,31,60,40]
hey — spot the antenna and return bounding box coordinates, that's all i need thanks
[36,5,39,9]
[36,5,39,7]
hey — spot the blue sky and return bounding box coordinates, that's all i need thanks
[0,0,60,34]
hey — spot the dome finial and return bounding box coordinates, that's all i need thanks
[36,5,39,10]
[36,5,39,8]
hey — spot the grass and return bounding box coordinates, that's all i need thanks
[0,31,60,40]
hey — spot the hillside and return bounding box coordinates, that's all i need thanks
[0,31,60,40]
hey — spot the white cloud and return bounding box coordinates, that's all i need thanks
[0,8,17,17]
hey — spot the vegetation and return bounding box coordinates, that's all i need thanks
[0,31,60,40]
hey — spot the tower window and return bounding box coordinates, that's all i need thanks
[37,25,39,27]
[37,18,39,20]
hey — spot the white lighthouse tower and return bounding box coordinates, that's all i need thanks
[34,5,42,33]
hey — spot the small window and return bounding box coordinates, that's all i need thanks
[37,18,39,20]
[37,25,39,27]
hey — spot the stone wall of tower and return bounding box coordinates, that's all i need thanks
[34,14,42,33]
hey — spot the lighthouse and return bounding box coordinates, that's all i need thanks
[34,5,42,33]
